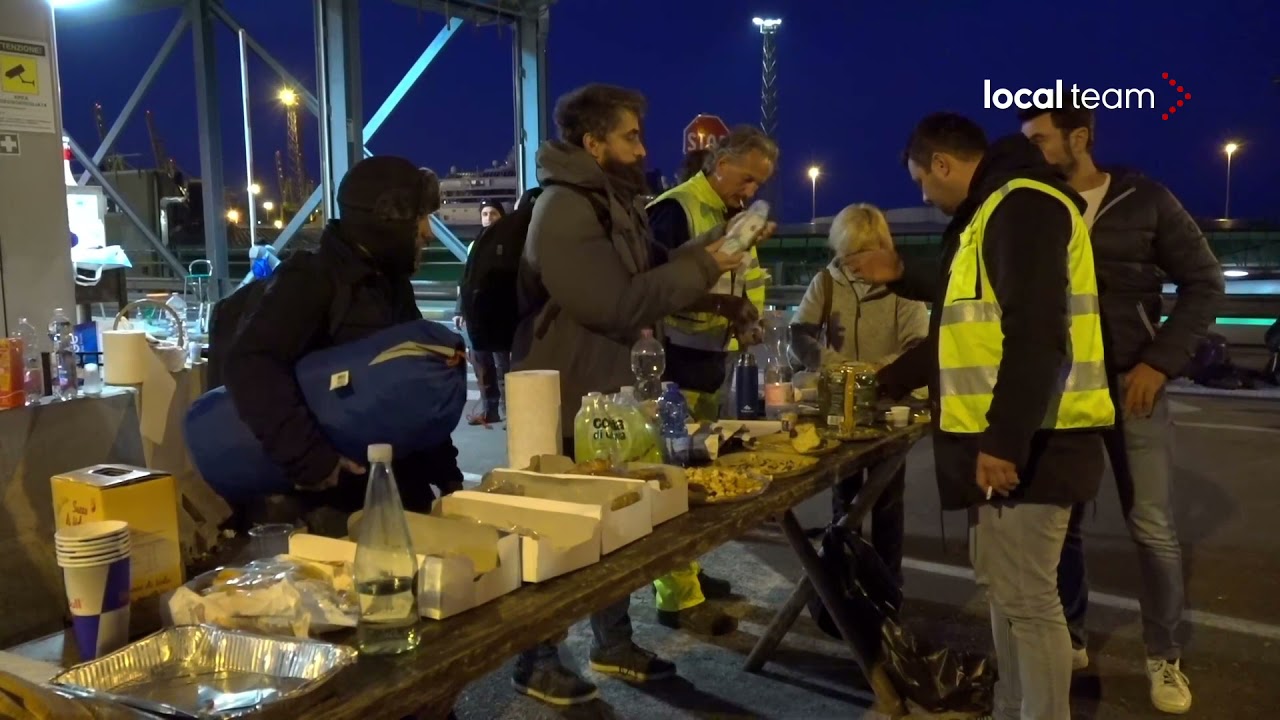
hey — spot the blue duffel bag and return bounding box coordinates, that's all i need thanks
[186,319,467,504]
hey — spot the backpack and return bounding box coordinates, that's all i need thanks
[458,182,610,352]
[205,255,350,389]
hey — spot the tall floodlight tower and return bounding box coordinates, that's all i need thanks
[753,17,782,217]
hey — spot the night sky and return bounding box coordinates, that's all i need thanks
[54,0,1279,224]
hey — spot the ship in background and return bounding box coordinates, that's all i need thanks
[436,146,672,226]
[437,147,519,226]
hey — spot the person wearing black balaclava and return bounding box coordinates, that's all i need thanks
[224,156,463,517]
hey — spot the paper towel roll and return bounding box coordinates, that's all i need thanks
[505,370,563,469]
[102,330,150,385]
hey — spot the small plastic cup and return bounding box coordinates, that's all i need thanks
[248,523,296,559]
[890,405,911,428]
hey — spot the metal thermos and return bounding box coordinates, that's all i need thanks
[734,352,760,419]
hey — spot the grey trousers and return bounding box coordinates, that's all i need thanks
[1059,390,1185,659]
[972,503,1073,720]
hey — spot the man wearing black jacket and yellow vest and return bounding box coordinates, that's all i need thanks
[853,113,1115,720]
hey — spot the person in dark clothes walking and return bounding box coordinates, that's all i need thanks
[851,113,1115,720]
[224,156,463,520]
[1021,105,1222,713]
[454,199,511,424]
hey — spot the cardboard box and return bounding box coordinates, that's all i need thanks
[51,465,184,602]
[521,456,688,526]
[481,469,652,554]
[437,491,602,582]
[347,511,521,620]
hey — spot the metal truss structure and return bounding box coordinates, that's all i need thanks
[55,0,551,301]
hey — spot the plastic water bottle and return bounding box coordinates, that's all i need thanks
[764,357,795,420]
[15,318,44,405]
[48,308,79,401]
[574,392,625,465]
[615,387,663,463]
[630,329,665,401]
[354,443,421,655]
[657,383,692,467]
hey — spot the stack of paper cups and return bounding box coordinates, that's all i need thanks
[55,521,133,660]
[505,370,563,470]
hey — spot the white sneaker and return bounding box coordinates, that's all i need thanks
[1072,646,1089,671]
[1146,658,1192,714]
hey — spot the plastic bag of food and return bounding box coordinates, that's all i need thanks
[167,556,356,638]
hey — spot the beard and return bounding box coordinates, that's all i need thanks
[1054,147,1080,180]
[601,155,650,200]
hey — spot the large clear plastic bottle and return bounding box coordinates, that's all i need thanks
[574,392,623,464]
[657,383,692,467]
[14,318,44,405]
[630,329,665,401]
[763,310,795,418]
[354,443,421,655]
[614,386,663,463]
[48,308,78,401]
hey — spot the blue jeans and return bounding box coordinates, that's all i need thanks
[1057,390,1185,659]
[517,597,633,670]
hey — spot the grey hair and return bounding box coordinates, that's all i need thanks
[711,125,780,167]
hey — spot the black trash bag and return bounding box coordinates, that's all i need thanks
[880,615,994,714]
[807,525,994,714]
[807,525,901,663]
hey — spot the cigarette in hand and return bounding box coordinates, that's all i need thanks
[985,485,994,500]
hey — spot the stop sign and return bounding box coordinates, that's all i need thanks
[683,114,730,154]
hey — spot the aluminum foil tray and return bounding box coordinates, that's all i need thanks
[51,624,358,718]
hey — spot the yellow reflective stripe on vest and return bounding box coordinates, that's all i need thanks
[937,178,1114,434]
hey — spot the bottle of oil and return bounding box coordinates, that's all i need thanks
[354,443,421,655]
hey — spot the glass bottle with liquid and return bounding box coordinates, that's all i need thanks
[353,443,421,655]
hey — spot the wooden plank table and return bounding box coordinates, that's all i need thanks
[7,425,927,720]
[288,424,927,720]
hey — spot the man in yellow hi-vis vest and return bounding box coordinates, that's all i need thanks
[649,128,775,420]
[852,113,1114,720]
[643,129,777,637]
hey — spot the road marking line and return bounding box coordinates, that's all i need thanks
[1174,421,1280,434]
[903,557,1280,641]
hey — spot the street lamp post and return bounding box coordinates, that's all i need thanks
[807,166,820,222]
[1223,142,1239,220]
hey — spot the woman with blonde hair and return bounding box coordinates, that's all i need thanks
[789,202,928,585]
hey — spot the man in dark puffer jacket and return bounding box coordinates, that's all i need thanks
[1020,106,1223,715]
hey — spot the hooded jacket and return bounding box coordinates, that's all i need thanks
[225,161,461,512]
[878,135,1106,510]
[789,258,929,371]
[512,141,724,433]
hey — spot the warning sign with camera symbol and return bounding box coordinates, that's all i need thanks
[0,35,56,134]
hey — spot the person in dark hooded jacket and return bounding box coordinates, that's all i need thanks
[224,156,462,518]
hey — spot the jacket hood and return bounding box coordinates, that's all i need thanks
[535,140,609,191]
[971,135,1079,205]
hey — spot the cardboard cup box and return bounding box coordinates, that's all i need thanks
[437,491,602,583]
[482,469,652,554]
[51,465,184,602]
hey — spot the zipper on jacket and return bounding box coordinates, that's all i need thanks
[1137,301,1158,340]
[1094,186,1137,225]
